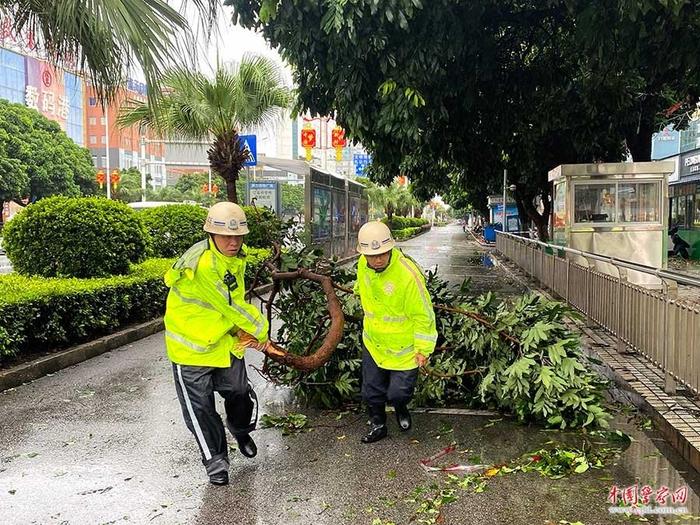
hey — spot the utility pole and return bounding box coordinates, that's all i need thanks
[105,108,111,199]
[140,136,147,202]
[502,168,507,228]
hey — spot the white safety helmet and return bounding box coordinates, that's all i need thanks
[357,221,395,255]
[203,202,250,236]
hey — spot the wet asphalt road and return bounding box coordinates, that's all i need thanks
[2,224,700,524]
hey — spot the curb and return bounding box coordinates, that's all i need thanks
[0,260,355,394]
[0,318,164,393]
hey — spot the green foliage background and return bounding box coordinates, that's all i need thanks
[0,100,96,203]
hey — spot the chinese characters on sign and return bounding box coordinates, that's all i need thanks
[248,182,279,214]
[607,484,688,516]
[353,153,371,176]
[25,85,70,120]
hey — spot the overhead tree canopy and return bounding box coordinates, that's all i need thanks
[227,0,700,239]
[0,99,96,207]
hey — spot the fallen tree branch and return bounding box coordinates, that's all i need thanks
[331,282,520,346]
[420,366,486,379]
[260,267,345,372]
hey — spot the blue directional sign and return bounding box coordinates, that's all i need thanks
[240,134,257,166]
[353,153,371,176]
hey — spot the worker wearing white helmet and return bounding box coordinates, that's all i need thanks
[164,202,270,486]
[354,221,437,443]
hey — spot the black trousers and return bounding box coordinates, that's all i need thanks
[172,358,257,476]
[361,348,418,406]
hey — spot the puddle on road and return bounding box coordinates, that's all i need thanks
[465,253,495,267]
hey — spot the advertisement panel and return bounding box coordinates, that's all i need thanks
[312,187,331,240]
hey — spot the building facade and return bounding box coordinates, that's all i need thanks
[1,35,166,189]
[85,82,166,188]
[0,46,85,146]
[652,121,700,258]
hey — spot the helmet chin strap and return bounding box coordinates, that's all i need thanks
[209,233,224,255]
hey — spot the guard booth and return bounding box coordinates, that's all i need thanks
[305,166,368,258]
[549,162,673,286]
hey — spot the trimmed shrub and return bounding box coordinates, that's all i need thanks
[242,205,283,248]
[382,216,429,230]
[0,258,171,363]
[0,248,273,363]
[244,246,272,286]
[393,226,423,241]
[3,196,148,278]
[139,204,208,258]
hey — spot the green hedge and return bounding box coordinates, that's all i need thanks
[393,226,423,241]
[0,248,272,364]
[139,204,208,258]
[244,247,272,285]
[3,196,148,278]
[0,259,171,363]
[382,216,429,230]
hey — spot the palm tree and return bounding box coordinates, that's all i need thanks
[1,0,218,101]
[117,55,291,203]
[365,180,419,224]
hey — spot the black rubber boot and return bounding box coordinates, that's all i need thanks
[361,404,388,444]
[394,404,412,431]
[235,433,258,458]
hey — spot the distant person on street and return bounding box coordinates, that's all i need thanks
[163,202,270,486]
[354,221,438,443]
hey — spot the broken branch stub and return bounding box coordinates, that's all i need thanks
[261,268,345,372]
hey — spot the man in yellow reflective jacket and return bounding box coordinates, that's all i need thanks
[354,221,437,443]
[164,202,270,486]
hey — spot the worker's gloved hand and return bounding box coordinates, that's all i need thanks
[261,340,286,357]
[237,330,266,351]
[415,353,428,368]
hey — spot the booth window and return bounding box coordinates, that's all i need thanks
[618,182,660,223]
[694,194,700,227]
[574,181,661,225]
[574,183,616,223]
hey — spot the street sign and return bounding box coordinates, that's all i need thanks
[240,134,257,167]
[248,181,280,215]
[353,153,371,176]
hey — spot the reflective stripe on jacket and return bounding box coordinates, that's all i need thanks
[354,248,437,371]
[163,239,268,367]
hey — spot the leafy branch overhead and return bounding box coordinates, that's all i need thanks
[227,0,700,239]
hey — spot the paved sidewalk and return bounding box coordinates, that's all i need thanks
[494,247,700,474]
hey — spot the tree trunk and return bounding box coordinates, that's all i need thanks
[515,188,551,241]
[207,130,249,204]
[625,105,655,162]
[225,175,238,203]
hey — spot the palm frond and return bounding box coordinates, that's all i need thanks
[2,0,219,103]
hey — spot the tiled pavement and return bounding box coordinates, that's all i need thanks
[493,248,700,473]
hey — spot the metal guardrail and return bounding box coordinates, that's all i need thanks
[496,231,700,395]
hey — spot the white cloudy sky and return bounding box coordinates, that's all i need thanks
[178,1,289,80]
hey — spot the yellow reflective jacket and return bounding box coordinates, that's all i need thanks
[354,248,437,371]
[163,239,268,367]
